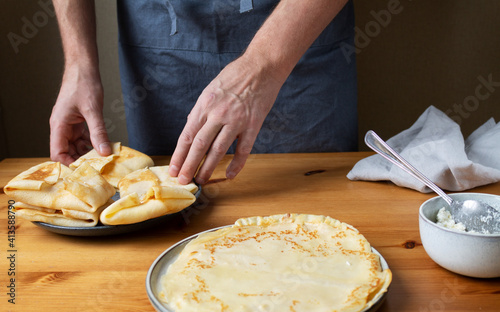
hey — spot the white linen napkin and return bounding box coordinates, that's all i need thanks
[347,105,500,193]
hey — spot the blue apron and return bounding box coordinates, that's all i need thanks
[117,0,357,155]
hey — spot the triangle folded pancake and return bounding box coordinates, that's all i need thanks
[100,165,197,225]
[117,167,160,201]
[4,161,115,213]
[99,193,193,225]
[149,166,198,193]
[4,161,88,212]
[63,162,116,210]
[70,142,154,188]
[4,161,67,191]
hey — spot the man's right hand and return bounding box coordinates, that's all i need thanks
[49,65,111,166]
[51,1,111,166]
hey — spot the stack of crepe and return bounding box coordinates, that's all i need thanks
[100,166,198,225]
[4,143,156,227]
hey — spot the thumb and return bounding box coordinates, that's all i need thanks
[84,110,112,156]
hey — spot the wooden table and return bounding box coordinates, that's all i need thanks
[1,153,499,311]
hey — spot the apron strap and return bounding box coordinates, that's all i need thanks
[165,1,178,35]
[240,0,254,13]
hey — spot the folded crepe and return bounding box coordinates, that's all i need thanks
[70,142,154,188]
[100,165,198,225]
[4,161,116,227]
[13,201,109,227]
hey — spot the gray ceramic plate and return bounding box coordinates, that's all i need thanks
[146,226,390,312]
[32,186,201,237]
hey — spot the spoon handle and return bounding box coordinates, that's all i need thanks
[364,130,453,206]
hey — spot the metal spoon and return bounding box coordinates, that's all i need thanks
[365,130,500,234]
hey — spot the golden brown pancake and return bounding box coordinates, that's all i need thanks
[4,161,116,227]
[70,142,154,188]
[100,165,198,225]
[4,162,115,213]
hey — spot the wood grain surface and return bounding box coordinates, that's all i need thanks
[0,153,499,311]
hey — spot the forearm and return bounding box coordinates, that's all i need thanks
[53,0,99,71]
[243,0,349,83]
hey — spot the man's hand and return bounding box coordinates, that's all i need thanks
[169,0,348,184]
[49,65,111,166]
[50,0,111,166]
[169,55,283,185]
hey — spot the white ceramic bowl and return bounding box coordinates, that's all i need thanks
[419,193,500,278]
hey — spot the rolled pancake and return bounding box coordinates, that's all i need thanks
[100,166,198,225]
[13,201,108,227]
[4,161,115,213]
[70,142,154,188]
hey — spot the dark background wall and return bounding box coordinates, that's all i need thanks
[1,0,499,160]
[355,0,500,143]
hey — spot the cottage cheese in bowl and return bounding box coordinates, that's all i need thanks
[419,193,500,278]
[436,205,500,234]
[436,208,467,232]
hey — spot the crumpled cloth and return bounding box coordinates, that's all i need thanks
[347,106,500,193]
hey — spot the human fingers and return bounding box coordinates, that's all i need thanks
[169,108,207,179]
[50,121,78,166]
[68,123,92,156]
[50,120,92,166]
[194,125,239,184]
[81,108,111,156]
[225,129,257,180]
[176,120,223,185]
[169,123,197,179]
